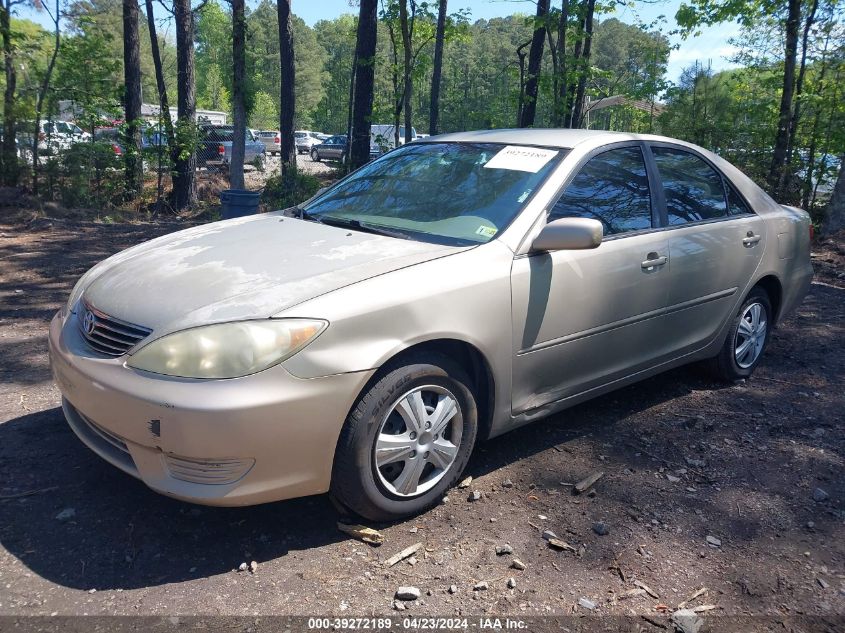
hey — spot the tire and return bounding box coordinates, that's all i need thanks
[311,149,320,162]
[255,154,266,172]
[331,354,478,521]
[340,152,347,165]
[710,286,773,381]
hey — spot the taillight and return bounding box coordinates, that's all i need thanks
[112,144,122,155]
[218,144,225,156]
[275,136,280,144]
[809,224,815,241]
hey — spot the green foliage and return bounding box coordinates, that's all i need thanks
[55,17,122,131]
[261,169,323,210]
[196,0,233,111]
[250,91,278,129]
[246,0,329,129]
[44,141,126,208]
[65,0,177,102]
[198,64,231,113]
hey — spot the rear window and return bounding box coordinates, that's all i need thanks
[652,147,728,225]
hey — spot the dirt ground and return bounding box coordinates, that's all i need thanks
[0,217,842,629]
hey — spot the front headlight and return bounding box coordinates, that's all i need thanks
[126,319,327,379]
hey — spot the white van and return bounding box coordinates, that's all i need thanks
[370,124,417,152]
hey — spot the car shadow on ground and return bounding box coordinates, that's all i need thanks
[0,363,724,592]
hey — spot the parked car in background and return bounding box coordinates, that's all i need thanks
[51,129,812,521]
[295,130,322,154]
[310,134,381,164]
[257,130,281,155]
[197,125,266,171]
[310,135,347,163]
[370,124,418,152]
[92,127,124,157]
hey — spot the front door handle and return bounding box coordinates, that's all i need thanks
[641,253,668,269]
[742,231,761,247]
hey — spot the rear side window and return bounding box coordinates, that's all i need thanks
[549,146,652,235]
[652,147,727,225]
[727,186,754,216]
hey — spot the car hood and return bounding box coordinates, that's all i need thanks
[82,213,463,335]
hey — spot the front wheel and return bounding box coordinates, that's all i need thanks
[331,354,478,521]
[311,149,320,162]
[710,287,772,381]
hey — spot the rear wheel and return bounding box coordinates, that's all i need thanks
[331,354,478,521]
[710,287,772,381]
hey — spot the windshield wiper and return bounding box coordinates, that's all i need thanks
[317,216,410,240]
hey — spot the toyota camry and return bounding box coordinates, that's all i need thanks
[49,129,813,520]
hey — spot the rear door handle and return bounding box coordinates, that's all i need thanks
[641,254,668,269]
[742,232,761,247]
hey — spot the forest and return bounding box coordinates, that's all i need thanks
[0,0,842,231]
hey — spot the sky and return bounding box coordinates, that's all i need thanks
[17,0,743,83]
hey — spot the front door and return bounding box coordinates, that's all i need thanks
[511,144,672,415]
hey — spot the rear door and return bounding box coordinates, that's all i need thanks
[647,143,766,354]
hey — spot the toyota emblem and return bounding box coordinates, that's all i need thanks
[83,310,96,335]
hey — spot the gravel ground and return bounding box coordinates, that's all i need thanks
[0,220,842,627]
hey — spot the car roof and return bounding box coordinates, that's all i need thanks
[424,129,692,151]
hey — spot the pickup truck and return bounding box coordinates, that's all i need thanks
[197,125,266,171]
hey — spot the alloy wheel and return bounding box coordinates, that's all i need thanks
[373,385,463,498]
[735,302,767,369]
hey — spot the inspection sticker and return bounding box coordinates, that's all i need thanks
[483,145,559,173]
[475,225,498,238]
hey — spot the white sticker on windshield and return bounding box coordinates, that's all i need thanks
[483,146,559,173]
[476,225,498,238]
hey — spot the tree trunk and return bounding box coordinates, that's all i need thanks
[346,47,357,142]
[173,0,197,210]
[387,20,401,148]
[230,0,246,189]
[123,0,143,198]
[555,0,569,127]
[825,155,845,233]
[781,0,818,200]
[569,0,595,128]
[519,0,549,128]
[516,40,530,127]
[1,0,18,187]
[145,0,174,149]
[277,0,296,174]
[428,0,447,136]
[767,0,801,195]
[399,0,414,143]
[30,0,59,195]
[351,0,377,168]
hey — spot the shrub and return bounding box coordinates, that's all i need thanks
[261,169,323,211]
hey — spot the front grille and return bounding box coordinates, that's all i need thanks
[78,301,152,357]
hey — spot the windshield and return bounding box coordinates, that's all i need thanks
[302,142,564,245]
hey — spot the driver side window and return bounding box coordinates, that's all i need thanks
[549,146,653,235]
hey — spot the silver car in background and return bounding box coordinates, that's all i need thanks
[295,130,322,154]
[257,130,281,155]
[49,130,812,520]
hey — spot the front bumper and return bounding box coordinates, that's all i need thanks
[48,311,374,506]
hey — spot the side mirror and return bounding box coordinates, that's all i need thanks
[531,217,603,252]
